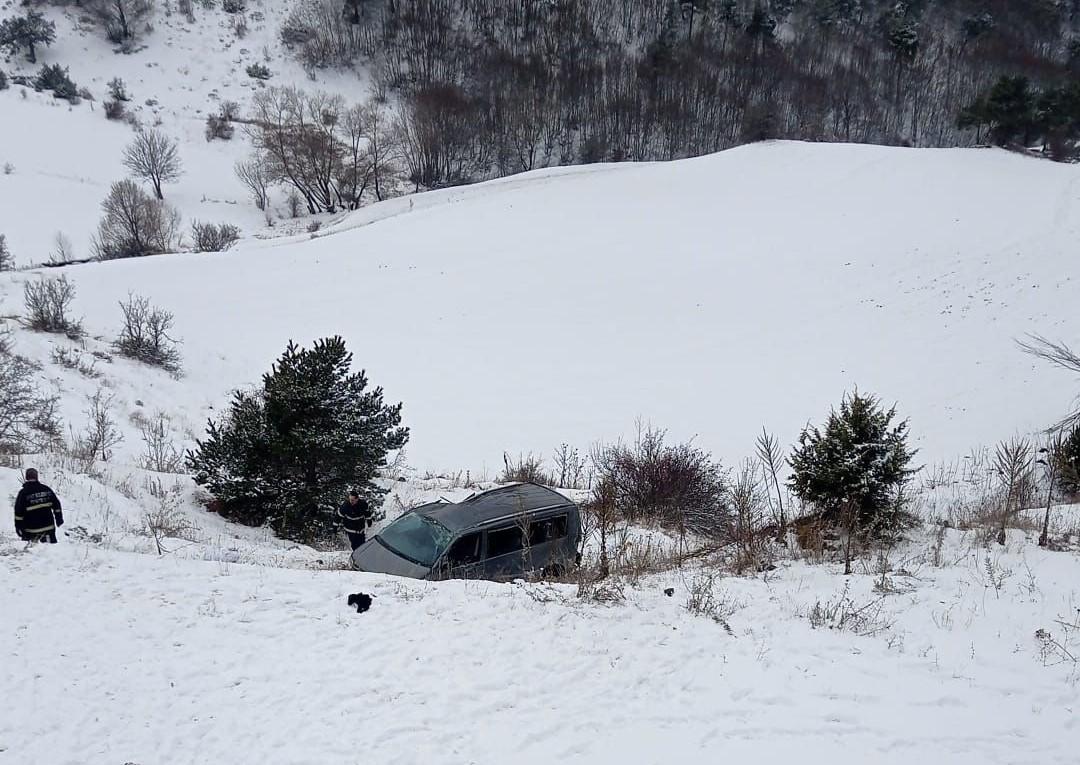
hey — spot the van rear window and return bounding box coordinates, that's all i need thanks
[529,514,568,545]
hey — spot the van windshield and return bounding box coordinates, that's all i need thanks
[377,513,453,567]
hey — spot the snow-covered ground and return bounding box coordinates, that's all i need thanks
[2,523,1079,764]
[2,141,1079,473]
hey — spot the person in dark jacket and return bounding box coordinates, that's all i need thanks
[14,468,63,544]
[338,491,373,551]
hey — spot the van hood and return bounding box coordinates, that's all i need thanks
[350,537,432,579]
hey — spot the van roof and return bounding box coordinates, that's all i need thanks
[415,483,576,533]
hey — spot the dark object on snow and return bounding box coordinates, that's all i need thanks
[351,483,581,583]
[338,493,373,551]
[347,592,373,613]
[664,587,675,597]
[14,469,62,543]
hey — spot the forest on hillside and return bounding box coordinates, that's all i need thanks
[277,0,1080,186]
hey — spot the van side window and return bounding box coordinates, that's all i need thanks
[486,526,524,557]
[529,514,568,545]
[446,532,482,566]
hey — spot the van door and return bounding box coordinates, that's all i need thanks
[436,532,484,580]
[482,525,528,580]
[528,513,570,575]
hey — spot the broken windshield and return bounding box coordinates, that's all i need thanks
[377,513,453,568]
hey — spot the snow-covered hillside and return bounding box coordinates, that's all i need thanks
[2,141,1079,472]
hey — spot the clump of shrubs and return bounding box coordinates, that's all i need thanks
[246,62,271,80]
[592,425,731,539]
[204,102,238,141]
[191,220,240,252]
[23,275,83,337]
[93,180,181,259]
[114,293,182,371]
[34,63,78,101]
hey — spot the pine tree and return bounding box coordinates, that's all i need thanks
[0,10,56,64]
[0,234,11,271]
[788,389,918,536]
[1057,425,1080,497]
[186,337,409,542]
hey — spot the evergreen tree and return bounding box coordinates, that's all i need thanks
[0,10,56,64]
[788,389,917,535]
[0,234,11,272]
[186,337,409,542]
[1057,425,1080,496]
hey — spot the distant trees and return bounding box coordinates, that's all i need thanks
[93,180,180,259]
[0,10,56,63]
[270,0,1080,174]
[243,86,392,212]
[186,337,409,543]
[123,129,183,199]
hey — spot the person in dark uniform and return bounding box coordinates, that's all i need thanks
[14,468,63,544]
[338,491,373,551]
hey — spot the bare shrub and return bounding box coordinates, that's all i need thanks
[93,179,181,259]
[191,220,240,252]
[1035,611,1080,676]
[499,451,553,485]
[50,346,101,378]
[730,460,769,573]
[114,293,181,371]
[205,113,235,141]
[592,424,730,540]
[0,343,62,452]
[178,0,195,21]
[246,62,271,80]
[104,98,126,120]
[806,582,892,637]
[24,276,82,336]
[230,13,248,38]
[123,129,183,200]
[235,158,271,211]
[73,389,123,462]
[280,0,363,69]
[140,413,182,472]
[993,437,1035,545]
[49,231,75,264]
[552,443,586,489]
[756,427,787,539]
[684,571,738,633]
[107,77,129,101]
[142,480,198,554]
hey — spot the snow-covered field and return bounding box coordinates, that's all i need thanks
[3,522,1079,764]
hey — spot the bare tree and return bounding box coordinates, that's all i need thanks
[1019,335,1080,430]
[1037,432,1064,548]
[234,158,271,210]
[94,179,181,259]
[88,0,153,43]
[49,231,75,265]
[74,389,123,463]
[993,437,1034,546]
[731,459,767,572]
[123,129,183,199]
[140,413,183,473]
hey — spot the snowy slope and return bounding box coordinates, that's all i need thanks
[2,141,1078,473]
[2,528,1079,764]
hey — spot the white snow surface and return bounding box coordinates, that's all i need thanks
[2,140,1079,472]
[2,523,1080,764]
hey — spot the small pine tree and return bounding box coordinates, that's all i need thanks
[788,389,918,536]
[186,337,409,542]
[1057,425,1080,497]
[0,234,11,271]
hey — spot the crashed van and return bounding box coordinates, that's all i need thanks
[350,483,581,581]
